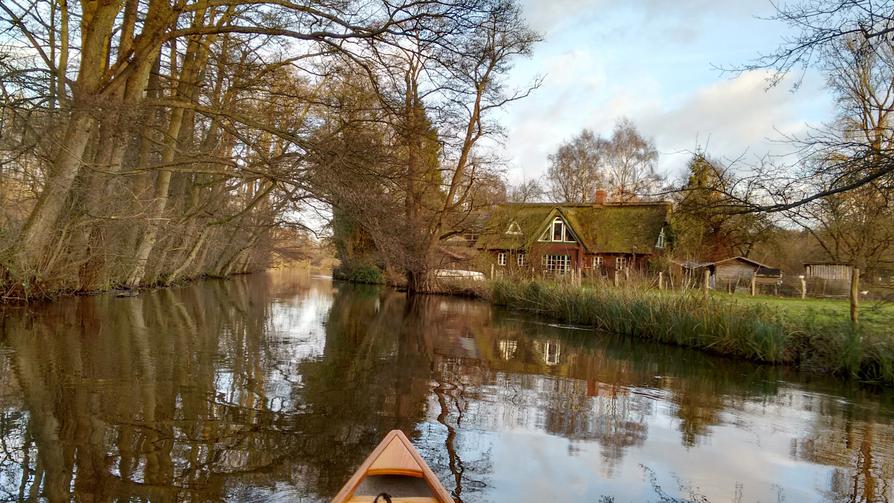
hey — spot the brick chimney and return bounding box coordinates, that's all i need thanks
[594,189,608,205]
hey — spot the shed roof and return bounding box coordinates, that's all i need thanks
[701,256,783,278]
[475,202,671,254]
[713,256,774,270]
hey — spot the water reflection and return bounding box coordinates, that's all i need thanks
[0,271,892,502]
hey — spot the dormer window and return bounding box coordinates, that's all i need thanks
[505,221,522,235]
[539,216,577,243]
[656,228,666,249]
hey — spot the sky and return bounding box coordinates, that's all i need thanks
[494,0,838,186]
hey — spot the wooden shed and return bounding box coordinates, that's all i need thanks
[804,262,852,282]
[713,257,782,287]
[674,256,782,292]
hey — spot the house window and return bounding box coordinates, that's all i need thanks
[517,252,527,267]
[506,221,522,235]
[544,341,560,366]
[539,217,577,243]
[498,339,518,360]
[542,254,570,274]
[497,252,507,266]
[616,256,627,270]
[592,256,603,268]
[656,228,666,249]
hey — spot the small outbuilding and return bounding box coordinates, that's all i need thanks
[712,256,783,292]
[803,261,854,296]
[673,256,782,292]
[804,262,852,282]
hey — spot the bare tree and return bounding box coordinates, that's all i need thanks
[0,0,527,298]
[602,118,661,201]
[546,120,661,203]
[546,129,606,203]
[726,0,894,211]
[779,32,894,273]
[508,179,545,203]
[307,0,540,293]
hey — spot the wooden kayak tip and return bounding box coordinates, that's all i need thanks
[331,430,454,503]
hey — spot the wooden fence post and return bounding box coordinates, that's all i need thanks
[850,267,860,324]
[658,272,664,290]
[613,270,619,287]
[703,269,711,295]
[750,276,756,296]
[800,275,807,299]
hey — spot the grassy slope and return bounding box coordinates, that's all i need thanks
[488,280,894,385]
[725,294,893,335]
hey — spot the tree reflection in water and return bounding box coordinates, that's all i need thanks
[0,271,892,502]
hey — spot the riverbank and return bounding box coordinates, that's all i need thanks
[485,279,894,385]
[0,261,332,304]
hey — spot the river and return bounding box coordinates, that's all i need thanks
[0,270,892,502]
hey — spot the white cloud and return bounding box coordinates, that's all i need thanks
[496,1,836,187]
[500,70,831,184]
[519,0,606,33]
[638,70,825,177]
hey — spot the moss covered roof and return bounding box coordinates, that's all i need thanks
[475,202,671,254]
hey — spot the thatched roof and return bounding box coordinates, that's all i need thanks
[475,202,671,254]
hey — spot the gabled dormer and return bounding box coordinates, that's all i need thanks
[538,215,577,243]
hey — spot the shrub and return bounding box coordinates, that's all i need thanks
[333,263,385,284]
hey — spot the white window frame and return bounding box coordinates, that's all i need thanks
[498,339,518,360]
[497,252,507,266]
[542,254,571,274]
[538,217,577,243]
[544,341,561,366]
[517,252,526,267]
[616,256,627,270]
[656,228,666,249]
[592,256,603,268]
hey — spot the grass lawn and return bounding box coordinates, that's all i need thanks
[491,279,894,383]
[719,294,894,336]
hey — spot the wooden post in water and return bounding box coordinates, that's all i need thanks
[850,267,860,324]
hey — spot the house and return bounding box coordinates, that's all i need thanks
[475,198,672,276]
[674,256,783,291]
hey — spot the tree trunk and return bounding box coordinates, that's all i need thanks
[16,110,96,276]
[125,22,213,287]
[850,267,860,324]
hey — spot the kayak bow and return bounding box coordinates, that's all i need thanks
[331,430,453,503]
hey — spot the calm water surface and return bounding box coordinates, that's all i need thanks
[1,270,892,502]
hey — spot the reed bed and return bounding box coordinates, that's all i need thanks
[488,279,894,385]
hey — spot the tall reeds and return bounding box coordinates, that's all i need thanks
[488,279,894,385]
